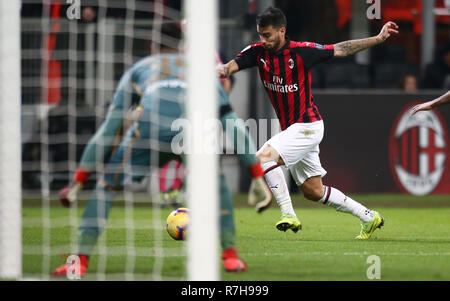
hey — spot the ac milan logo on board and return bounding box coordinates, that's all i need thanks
[389,104,448,195]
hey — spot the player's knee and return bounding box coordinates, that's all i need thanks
[301,184,323,201]
[256,146,267,159]
[256,145,277,163]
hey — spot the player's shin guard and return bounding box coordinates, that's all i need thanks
[319,185,373,222]
[78,186,115,255]
[262,161,295,216]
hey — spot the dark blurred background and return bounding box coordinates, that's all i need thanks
[20,0,449,195]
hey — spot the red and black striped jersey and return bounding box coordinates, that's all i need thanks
[234,39,334,130]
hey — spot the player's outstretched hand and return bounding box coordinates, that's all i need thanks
[59,182,82,208]
[411,101,433,115]
[378,21,399,42]
[248,177,272,213]
[216,64,228,78]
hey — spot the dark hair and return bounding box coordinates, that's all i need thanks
[256,7,287,28]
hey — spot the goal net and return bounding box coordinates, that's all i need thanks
[5,0,219,281]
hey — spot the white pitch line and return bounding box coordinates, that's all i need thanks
[19,273,185,281]
[22,245,186,257]
[22,217,161,230]
[242,251,450,257]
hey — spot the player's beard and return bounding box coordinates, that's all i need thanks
[265,37,282,54]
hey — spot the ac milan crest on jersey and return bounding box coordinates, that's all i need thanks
[389,104,448,195]
[288,58,294,69]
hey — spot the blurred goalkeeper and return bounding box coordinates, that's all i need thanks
[52,23,271,277]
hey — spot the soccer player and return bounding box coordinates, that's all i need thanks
[217,7,399,239]
[52,24,270,277]
[411,90,450,115]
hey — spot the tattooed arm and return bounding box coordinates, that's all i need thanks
[334,21,399,58]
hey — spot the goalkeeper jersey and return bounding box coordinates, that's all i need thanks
[79,53,233,168]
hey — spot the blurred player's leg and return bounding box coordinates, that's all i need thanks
[219,159,246,272]
[51,186,116,277]
[51,130,143,277]
[77,186,116,255]
[219,173,235,249]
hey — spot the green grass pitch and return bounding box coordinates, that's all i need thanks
[21,194,450,281]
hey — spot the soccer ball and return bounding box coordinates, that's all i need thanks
[166,208,189,240]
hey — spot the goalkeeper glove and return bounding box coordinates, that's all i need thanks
[160,189,182,208]
[59,167,90,208]
[248,163,272,213]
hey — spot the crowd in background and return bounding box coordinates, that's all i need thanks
[19,0,450,190]
[21,0,450,92]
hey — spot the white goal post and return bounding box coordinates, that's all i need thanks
[185,0,219,281]
[1,0,219,281]
[0,0,22,279]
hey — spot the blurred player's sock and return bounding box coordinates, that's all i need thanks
[319,185,374,222]
[262,161,296,216]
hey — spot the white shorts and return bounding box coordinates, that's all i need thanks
[264,120,327,185]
